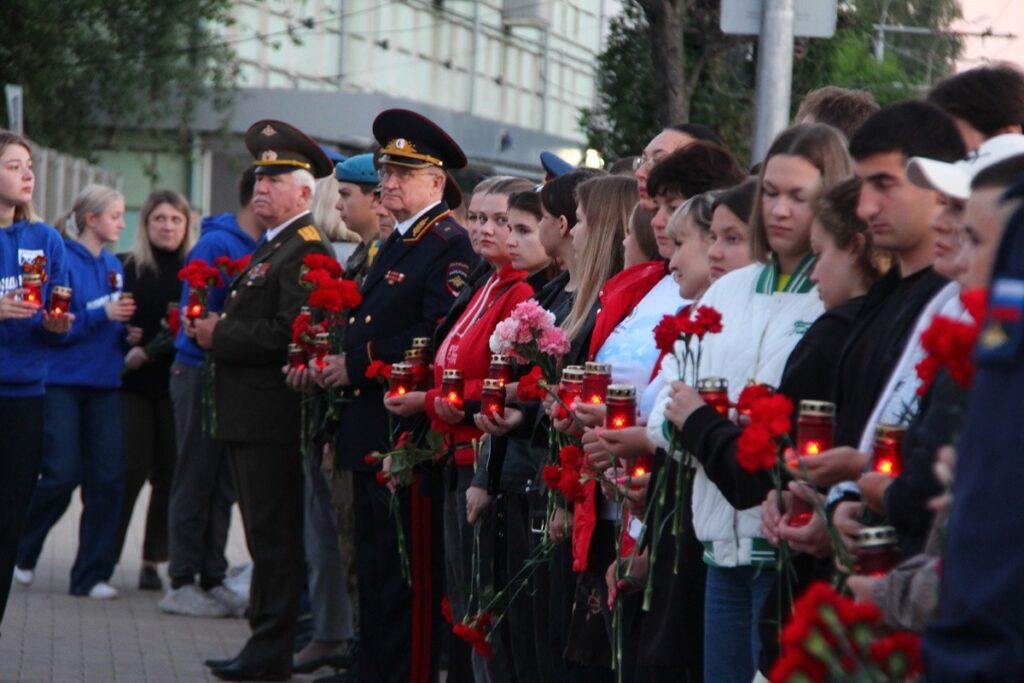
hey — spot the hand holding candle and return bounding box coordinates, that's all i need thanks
[47,285,72,317]
[789,400,836,528]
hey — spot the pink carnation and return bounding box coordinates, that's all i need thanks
[510,299,555,331]
[489,318,518,354]
[537,327,570,356]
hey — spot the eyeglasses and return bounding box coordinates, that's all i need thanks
[378,166,441,183]
[632,152,667,172]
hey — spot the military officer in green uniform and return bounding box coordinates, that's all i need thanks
[317,109,477,683]
[190,119,336,682]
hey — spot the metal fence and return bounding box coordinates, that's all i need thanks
[30,145,122,225]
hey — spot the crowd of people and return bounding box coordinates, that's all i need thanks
[2,61,1024,683]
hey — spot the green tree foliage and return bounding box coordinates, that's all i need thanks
[581,0,963,164]
[0,0,240,157]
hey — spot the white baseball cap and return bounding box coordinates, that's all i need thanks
[906,134,1024,200]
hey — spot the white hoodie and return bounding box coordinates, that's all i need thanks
[647,259,824,567]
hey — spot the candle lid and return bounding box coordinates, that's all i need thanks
[482,378,503,391]
[490,353,512,365]
[22,272,41,284]
[697,376,728,393]
[412,337,432,349]
[799,400,835,417]
[391,362,413,376]
[119,292,134,300]
[314,332,330,343]
[287,343,304,353]
[857,526,897,548]
[607,384,636,400]
[442,368,463,380]
[404,349,425,360]
[561,366,584,382]
[874,423,905,441]
[583,361,611,376]
[51,285,73,297]
[300,305,312,315]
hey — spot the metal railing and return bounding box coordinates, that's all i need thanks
[30,145,122,225]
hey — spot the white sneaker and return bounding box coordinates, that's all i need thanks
[208,584,248,617]
[13,567,33,586]
[159,584,231,617]
[224,562,252,597]
[87,582,118,600]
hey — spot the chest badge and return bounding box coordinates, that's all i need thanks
[385,270,406,285]
[247,262,271,285]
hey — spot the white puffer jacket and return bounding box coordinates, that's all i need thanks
[647,261,824,567]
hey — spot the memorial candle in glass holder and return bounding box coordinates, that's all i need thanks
[20,273,42,305]
[287,343,308,370]
[632,454,652,478]
[605,385,637,430]
[48,285,72,316]
[440,369,464,408]
[185,290,204,320]
[855,526,899,577]
[404,349,430,390]
[412,337,433,364]
[789,400,835,527]
[388,362,414,397]
[313,332,330,368]
[582,362,612,404]
[557,366,584,419]
[488,354,514,388]
[119,291,134,304]
[871,424,905,476]
[480,378,506,419]
[697,377,730,416]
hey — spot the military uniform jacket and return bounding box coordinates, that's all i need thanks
[337,201,476,470]
[212,211,333,445]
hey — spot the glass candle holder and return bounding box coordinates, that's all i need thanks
[557,365,584,420]
[119,291,134,304]
[20,273,42,305]
[697,377,730,416]
[582,362,612,405]
[403,349,431,390]
[287,343,308,370]
[480,378,506,419]
[48,285,72,316]
[871,424,905,477]
[632,454,653,478]
[605,384,637,430]
[440,369,464,408]
[185,290,204,320]
[856,526,900,577]
[313,332,330,368]
[388,362,414,397]
[789,401,835,527]
[488,354,514,388]
[412,337,433,364]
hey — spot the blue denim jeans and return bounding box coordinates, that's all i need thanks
[16,386,125,595]
[703,564,775,683]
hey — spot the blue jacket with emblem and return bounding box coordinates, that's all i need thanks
[174,212,258,367]
[337,201,477,470]
[48,239,126,389]
[0,220,69,396]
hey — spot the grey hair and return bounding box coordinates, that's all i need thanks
[292,169,316,194]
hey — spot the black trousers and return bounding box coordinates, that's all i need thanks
[352,468,444,683]
[227,441,304,670]
[0,395,43,632]
[115,390,176,564]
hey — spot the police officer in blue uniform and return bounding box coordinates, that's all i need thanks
[923,179,1024,681]
[317,109,477,683]
[192,119,336,682]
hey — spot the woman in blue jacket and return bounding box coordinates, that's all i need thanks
[0,130,71,628]
[14,184,137,600]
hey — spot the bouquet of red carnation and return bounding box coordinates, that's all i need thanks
[915,288,986,397]
[771,582,922,682]
[291,309,325,355]
[298,253,361,354]
[178,260,223,320]
[653,304,723,385]
[540,444,587,503]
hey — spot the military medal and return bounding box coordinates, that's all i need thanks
[385,270,406,285]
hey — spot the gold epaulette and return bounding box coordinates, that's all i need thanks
[298,226,321,242]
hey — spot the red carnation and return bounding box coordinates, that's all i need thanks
[916,312,981,395]
[215,254,251,277]
[440,597,453,625]
[558,469,584,502]
[692,305,723,338]
[516,366,546,401]
[165,307,181,336]
[365,360,393,381]
[541,465,561,490]
[363,454,378,464]
[653,314,681,354]
[960,287,987,324]
[303,253,343,279]
[375,471,389,486]
[870,632,922,678]
[559,444,584,470]
[736,383,774,415]
[736,392,792,473]
[178,260,223,290]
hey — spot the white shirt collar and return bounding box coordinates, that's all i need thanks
[264,210,310,243]
[393,201,441,237]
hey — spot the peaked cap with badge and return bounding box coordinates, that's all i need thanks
[373,108,466,209]
[245,119,335,179]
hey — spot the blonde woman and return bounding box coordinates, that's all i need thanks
[113,189,195,591]
[16,184,137,600]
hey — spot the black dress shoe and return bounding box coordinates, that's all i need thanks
[204,656,238,669]
[210,659,290,682]
[138,565,163,591]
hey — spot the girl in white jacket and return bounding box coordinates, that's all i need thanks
[646,123,853,683]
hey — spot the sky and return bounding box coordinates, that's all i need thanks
[955,0,1024,71]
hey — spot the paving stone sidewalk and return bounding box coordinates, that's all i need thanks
[0,486,326,683]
